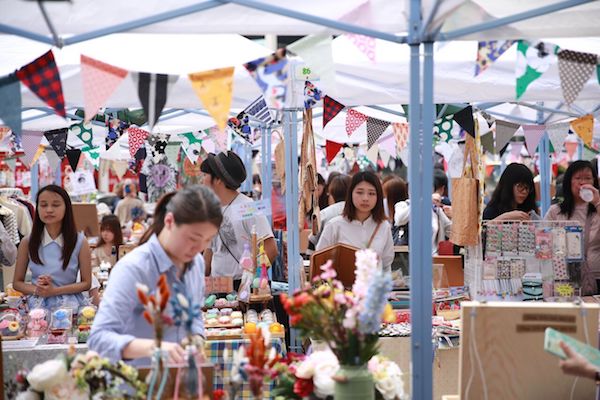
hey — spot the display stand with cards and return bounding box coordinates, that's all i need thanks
[465,220,584,301]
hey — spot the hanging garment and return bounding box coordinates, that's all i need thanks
[0,197,32,238]
[0,206,19,244]
[298,108,320,233]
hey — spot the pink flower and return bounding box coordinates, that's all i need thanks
[334,293,347,305]
[319,260,337,280]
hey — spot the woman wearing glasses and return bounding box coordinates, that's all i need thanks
[483,163,540,221]
[545,160,600,295]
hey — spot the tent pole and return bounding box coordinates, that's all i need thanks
[537,103,551,216]
[483,111,537,124]
[221,0,407,43]
[0,24,55,45]
[284,108,301,353]
[437,0,594,41]
[518,102,579,118]
[264,126,273,225]
[30,162,39,201]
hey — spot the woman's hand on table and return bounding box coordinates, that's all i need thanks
[161,342,186,365]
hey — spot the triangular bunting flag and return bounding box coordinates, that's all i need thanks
[366,117,390,149]
[392,122,409,153]
[380,147,392,167]
[45,149,61,171]
[494,120,520,153]
[189,67,234,131]
[127,126,149,159]
[565,141,578,159]
[304,81,323,110]
[44,128,68,159]
[288,34,336,95]
[0,74,22,141]
[522,125,546,155]
[516,40,558,99]
[480,111,496,127]
[323,96,345,128]
[66,149,82,171]
[202,136,216,154]
[4,158,16,171]
[378,134,396,158]
[244,96,273,126]
[20,130,44,166]
[81,146,101,170]
[398,146,410,167]
[558,49,598,105]
[571,114,594,146]
[227,111,252,141]
[16,51,66,117]
[345,34,376,63]
[147,132,171,162]
[546,121,570,152]
[179,131,204,164]
[480,130,495,153]
[475,40,515,76]
[111,160,129,180]
[433,115,455,143]
[244,49,289,111]
[69,121,94,148]
[105,117,129,150]
[597,65,600,85]
[510,142,524,158]
[209,127,228,152]
[583,146,597,161]
[164,142,181,166]
[366,143,379,165]
[453,106,475,137]
[31,145,45,166]
[344,147,355,163]
[81,55,128,122]
[345,109,367,136]
[326,140,343,164]
[131,72,178,132]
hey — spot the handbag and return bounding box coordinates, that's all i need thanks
[449,135,479,246]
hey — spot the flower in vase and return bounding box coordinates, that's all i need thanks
[27,359,68,392]
[358,273,393,335]
[368,355,406,400]
[44,378,88,400]
[293,377,314,397]
[319,260,336,280]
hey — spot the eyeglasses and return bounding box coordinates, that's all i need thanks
[514,183,531,193]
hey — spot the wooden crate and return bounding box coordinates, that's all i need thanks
[460,301,599,400]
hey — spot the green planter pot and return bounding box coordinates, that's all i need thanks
[334,365,374,400]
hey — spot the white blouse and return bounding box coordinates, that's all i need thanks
[316,215,394,273]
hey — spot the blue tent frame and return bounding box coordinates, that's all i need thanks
[3,0,597,397]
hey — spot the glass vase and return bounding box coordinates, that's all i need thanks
[334,365,375,400]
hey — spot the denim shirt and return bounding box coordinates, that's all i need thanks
[88,234,205,366]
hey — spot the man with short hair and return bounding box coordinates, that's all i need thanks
[200,151,278,282]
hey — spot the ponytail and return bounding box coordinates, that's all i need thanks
[138,192,176,245]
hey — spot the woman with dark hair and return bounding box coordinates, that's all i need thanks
[545,160,600,295]
[383,176,408,222]
[483,163,539,221]
[13,185,92,309]
[92,214,123,268]
[89,185,223,365]
[317,173,329,211]
[316,171,394,272]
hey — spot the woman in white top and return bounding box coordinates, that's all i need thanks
[317,171,394,272]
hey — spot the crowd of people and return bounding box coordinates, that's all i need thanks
[2,152,599,380]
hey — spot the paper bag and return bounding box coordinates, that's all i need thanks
[450,136,479,246]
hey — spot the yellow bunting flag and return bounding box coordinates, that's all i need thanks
[31,145,45,166]
[570,114,594,146]
[189,67,234,131]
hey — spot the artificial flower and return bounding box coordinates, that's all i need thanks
[369,355,406,400]
[293,377,314,397]
[15,391,40,400]
[27,359,68,392]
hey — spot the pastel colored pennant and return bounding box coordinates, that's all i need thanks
[80,55,128,122]
[366,117,390,149]
[345,109,367,136]
[131,72,178,132]
[345,34,376,63]
[45,149,61,171]
[522,124,546,155]
[19,130,44,166]
[0,74,22,141]
[570,114,594,146]
[189,67,234,131]
[510,142,524,158]
[16,50,66,117]
[128,126,149,159]
[565,141,578,158]
[546,121,570,152]
[392,122,409,153]
[366,142,379,165]
[111,160,129,180]
[558,49,598,105]
[164,142,181,166]
[378,133,397,158]
[475,40,515,76]
[288,34,336,94]
[323,96,345,128]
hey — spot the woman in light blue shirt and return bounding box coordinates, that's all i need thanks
[89,185,222,366]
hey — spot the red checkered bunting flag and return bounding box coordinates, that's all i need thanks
[346,109,367,136]
[323,96,345,128]
[366,116,391,149]
[326,140,344,164]
[16,51,66,118]
[128,126,149,159]
[81,55,128,122]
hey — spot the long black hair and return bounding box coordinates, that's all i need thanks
[139,185,223,245]
[487,163,538,215]
[559,160,599,218]
[29,185,77,270]
[343,171,386,223]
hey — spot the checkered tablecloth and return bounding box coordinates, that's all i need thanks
[206,338,286,399]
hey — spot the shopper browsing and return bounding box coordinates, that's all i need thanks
[114,180,145,226]
[91,214,123,268]
[200,151,277,282]
[13,185,92,310]
[316,171,394,273]
[483,163,540,221]
[89,185,222,365]
[545,160,600,295]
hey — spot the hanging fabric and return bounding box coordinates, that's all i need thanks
[299,108,320,234]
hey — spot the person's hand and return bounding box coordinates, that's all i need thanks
[559,341,597,380]
[161,342,186,365]
[499,210,529,221]
[37,275,51,285]
[35,281,56,298]
[580,184,600,206]
[432,193,443,207]
[442,205,452,219]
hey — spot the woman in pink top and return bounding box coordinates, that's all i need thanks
[545,160,600,295]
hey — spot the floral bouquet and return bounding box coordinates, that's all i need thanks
[281,249,394,366]
[271,350,406,400]
[14,348,146,400]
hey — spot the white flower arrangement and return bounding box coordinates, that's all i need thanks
[368,355,407,400]
[26,359,68,392]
